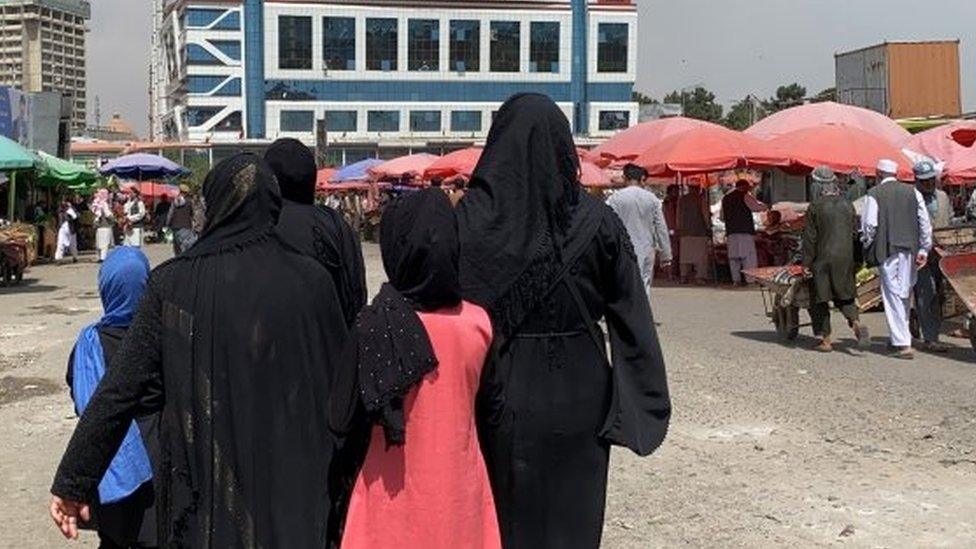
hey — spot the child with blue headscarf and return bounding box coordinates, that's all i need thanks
[64,247,158,548]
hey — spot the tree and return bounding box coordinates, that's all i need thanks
[665,87,723,123]
[632,91,658,105]
[723,96,765,130]
[762,83,807,114]
[812,87,837,103]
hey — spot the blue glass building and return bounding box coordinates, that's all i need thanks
[157,0,638,161]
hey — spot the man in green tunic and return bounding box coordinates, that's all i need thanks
[802,166,869,352]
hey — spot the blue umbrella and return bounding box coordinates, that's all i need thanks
[329,158,384,183]
[99,153,189,181]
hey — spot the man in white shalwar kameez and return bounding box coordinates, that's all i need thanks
[54,201,78,263]
[861,159,933,359]
[607,164,672,299]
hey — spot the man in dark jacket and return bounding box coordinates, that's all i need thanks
[265,138,367,326]
[802,166,869,352]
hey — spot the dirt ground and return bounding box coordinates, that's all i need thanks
[1,243,973,548]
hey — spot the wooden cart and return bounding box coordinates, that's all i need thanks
[744,265,882,341]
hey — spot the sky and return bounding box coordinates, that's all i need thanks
[88,0,976,137]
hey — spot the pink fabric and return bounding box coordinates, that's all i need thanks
[341,301,501,549]
[906,122,976,184]
[591,116,723,163]
[369,153,440,180]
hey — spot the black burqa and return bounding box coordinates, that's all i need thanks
[52,154,350,548]
[265,138,367,327]
[328,189,461,541]
[458,94,672,549]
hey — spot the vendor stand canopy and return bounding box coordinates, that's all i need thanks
[330,158,385,183]
[316,167,338,193]
[634,125,787,178]
[590,116,723,164]
[746,101,912,147]
[119,182,180,199]
[424,147,483,181]
[580,160,612,188]
[769,125,915,179]
[99,153,188,180]
[905,121,976,184]
[369,153,439,181]
[36,151,97,191]
[0,135,36,170]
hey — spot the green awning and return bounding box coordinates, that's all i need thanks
[36,150,98,190]
[0,135,36,170]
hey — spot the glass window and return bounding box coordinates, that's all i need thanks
[345,149,376,164]
[368,111,400,132]
[186,75,224,94]
[186,8,225,28]
[213,78,241,96]
[208,40,241,61]
[451,111,482,132]
[186,44,222,66]
[278,16,312,70]
[449,20,479,72]
[408,19,439,71]
[490,21,519,72]
[529,22,559,73]
[212,11,240,31]
[323,17,355,71]
[325,110,357,132]
[597,23,628,73]
[598,110,630,131]
[366,18,398,71]
[410,111,441,132]
[280,110,314,132]
[185,106,222,126]
[214,111,243,132]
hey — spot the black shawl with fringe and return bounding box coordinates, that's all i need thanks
[456,93,580,338]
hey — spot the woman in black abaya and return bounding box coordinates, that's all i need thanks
[458,94,672,549]
[50,154,349,547]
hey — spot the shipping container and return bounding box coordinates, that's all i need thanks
[835,40,961,119]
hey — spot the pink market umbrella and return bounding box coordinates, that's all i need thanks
[120,182,180,199]
[769,125,915,180]
[591,117,724,164]
[580,161,612,188]
[370,153,440,181]
[746,101,911,146]
[424,148,483,181]
[315,168,338,192]
[905,122,976,184]
[634,126,788,178]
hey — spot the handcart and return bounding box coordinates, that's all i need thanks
[930,226,976,350]
[744,265,882,341]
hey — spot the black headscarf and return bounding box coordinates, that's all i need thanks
[457,93,581,338]
[331,189,460,447]
[264,138,317,204]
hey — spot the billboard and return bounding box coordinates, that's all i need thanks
[0,86,32,147]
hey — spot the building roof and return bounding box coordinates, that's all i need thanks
[835,40,960,58]
[165,0,634,14]
[0,0,91,18]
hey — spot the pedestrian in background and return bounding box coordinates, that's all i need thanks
[913,160,950,353]
[677,184,711,284]
[862,159,933,359]
[90,189,114,262]
[55,199,78,263]
[722,180,766,286]
[165,187,197,256]
[802,166,868,352]
[607,163,672,298]
[62,247,157,549]
[122,188,146,247]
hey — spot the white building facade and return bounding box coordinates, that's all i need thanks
[158,0,638,163]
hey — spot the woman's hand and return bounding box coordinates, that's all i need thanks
[49,495,90,540]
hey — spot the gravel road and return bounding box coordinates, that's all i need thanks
[1,244,973,548]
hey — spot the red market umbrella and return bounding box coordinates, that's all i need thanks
[424,148,483,181]
[746,101,911,146]
[316,168,337,192]
[591,117,724,164]
[634,126,787,178]
[120,181,180,199]
[905,122,976,184]
[579,160,612,188]
[769,125,915,179]
[369,153,440,181]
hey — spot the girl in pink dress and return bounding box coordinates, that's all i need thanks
[330,189,501,549]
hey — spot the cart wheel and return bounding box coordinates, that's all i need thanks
[969,320,976,352]
[773,304,788,338]
[0,263,9,288]
[784,305,800,340]
[14,268,23,284]
[909,310,920,340]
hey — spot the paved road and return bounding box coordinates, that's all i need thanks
[0,244,973,547]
